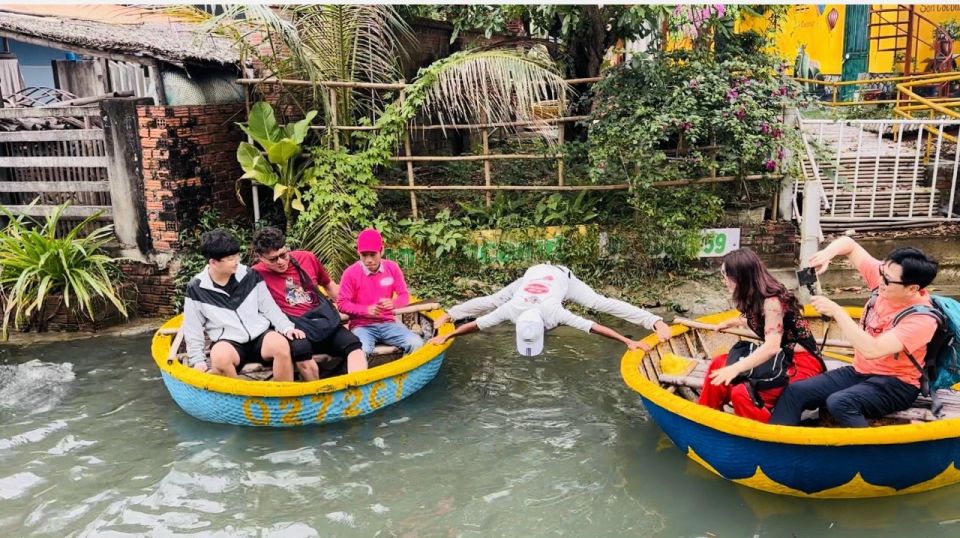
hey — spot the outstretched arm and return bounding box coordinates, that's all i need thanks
[445,278,522,322]
[808,236,874,275]
[590,322,647,351]
[429,321,480,346]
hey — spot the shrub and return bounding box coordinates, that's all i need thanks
[0,202,127,338]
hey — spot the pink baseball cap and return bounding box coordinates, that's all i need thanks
[356,228,384,252]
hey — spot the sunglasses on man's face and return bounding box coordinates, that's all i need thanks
[262,249,290,263]
[879,266,905,286]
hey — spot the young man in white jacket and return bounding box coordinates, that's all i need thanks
[429,264,672,355]
[181,230,305,381]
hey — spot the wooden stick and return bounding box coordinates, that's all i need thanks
[158,327,179,335]
[337,302,442,322]
[375,184,629,191]
[393,302,441,315]
[166,327,185,364]
[673,317,854,349]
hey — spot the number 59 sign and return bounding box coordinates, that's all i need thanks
[699,228,740,257]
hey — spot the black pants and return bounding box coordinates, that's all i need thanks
[290,325,363,377]
[769,366,920,427]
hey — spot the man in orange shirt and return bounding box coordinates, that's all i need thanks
[770,236,939,427]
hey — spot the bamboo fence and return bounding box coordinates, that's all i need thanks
[237,77,782,218]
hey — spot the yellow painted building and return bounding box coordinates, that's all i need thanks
[740,4,960,77]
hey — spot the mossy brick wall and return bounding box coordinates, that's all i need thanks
[120,103,249,317]
[138,103,248,252]
[742,221,799,267]
[120,260,178,318]
[700,221,799,268]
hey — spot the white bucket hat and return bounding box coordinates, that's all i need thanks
[515,309,545,357]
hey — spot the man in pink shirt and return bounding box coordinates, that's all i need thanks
[770,236,939,427]
[338,228,423,356]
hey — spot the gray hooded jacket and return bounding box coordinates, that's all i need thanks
[181,264,294,367]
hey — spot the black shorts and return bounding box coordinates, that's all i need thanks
[220,331,277,369]
[289,325,363,362]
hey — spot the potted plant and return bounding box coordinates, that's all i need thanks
[0,202,129,338]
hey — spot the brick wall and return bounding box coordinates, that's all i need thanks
[700,221,799,268]
[119,103,249,318]
[138,103,248,252]
[120,260,179,319]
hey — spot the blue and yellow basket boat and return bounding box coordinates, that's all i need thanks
[151,305,453,427]
[622,306,960,498]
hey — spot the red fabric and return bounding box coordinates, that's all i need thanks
[253,251,332,318]
[697,349,825,423]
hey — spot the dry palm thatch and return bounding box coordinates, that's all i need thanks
[414,48,572,140]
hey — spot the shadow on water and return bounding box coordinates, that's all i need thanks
[1,321,960,536]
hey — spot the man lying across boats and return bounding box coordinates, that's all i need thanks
[428,263,671,356]
[251,227,369,380]
[769,237,939,427]
[181,230,305,381]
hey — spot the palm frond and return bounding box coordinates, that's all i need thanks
[416,49,572,139]
[296,211,356,276]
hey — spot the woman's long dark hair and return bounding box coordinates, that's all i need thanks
[722,247,801,325]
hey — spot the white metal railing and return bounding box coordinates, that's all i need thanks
[798,118,960,225]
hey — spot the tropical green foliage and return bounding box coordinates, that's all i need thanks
[0,203,127,338]
[236,102,318,224]
[434,5,669,78]
[173,4,411,123]
[295,48,573,273]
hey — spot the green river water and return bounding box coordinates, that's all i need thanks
[1,318,959,537]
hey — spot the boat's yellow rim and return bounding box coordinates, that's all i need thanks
[622,305,960,445]
[152,309,454,398]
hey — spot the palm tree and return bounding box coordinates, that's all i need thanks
[175,5,571,273]
[170,4,411,131]
[300,48,572,273]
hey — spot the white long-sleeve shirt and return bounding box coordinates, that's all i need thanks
[447,264,662,332]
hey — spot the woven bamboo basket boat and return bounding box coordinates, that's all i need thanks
[151,303,453,427]
[621,305,960,498]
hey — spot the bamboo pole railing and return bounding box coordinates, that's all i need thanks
[238,76,784,215]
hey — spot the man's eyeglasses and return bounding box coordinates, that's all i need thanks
[879,266,905,286]
[262,249,290,263]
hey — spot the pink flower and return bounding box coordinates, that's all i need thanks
[715,4,726,17]
[765,160,777,171]
[734,108,746,120]
[760,122,770,134]
[727,89,739,102]
[772,128,783,139]
[776,148,786,161]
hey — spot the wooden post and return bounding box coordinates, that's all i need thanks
[481,76,492,207]
[148,61,167,106]
[482,128,492,208]
[244,83,260,222]
[100,97,155,258]
[904,6,915,76]
[329,87,339,150]
[557,92,566,186]
[399,83,418,218]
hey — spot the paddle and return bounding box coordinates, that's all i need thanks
[166,327,185,365]
[673,317,854,349]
